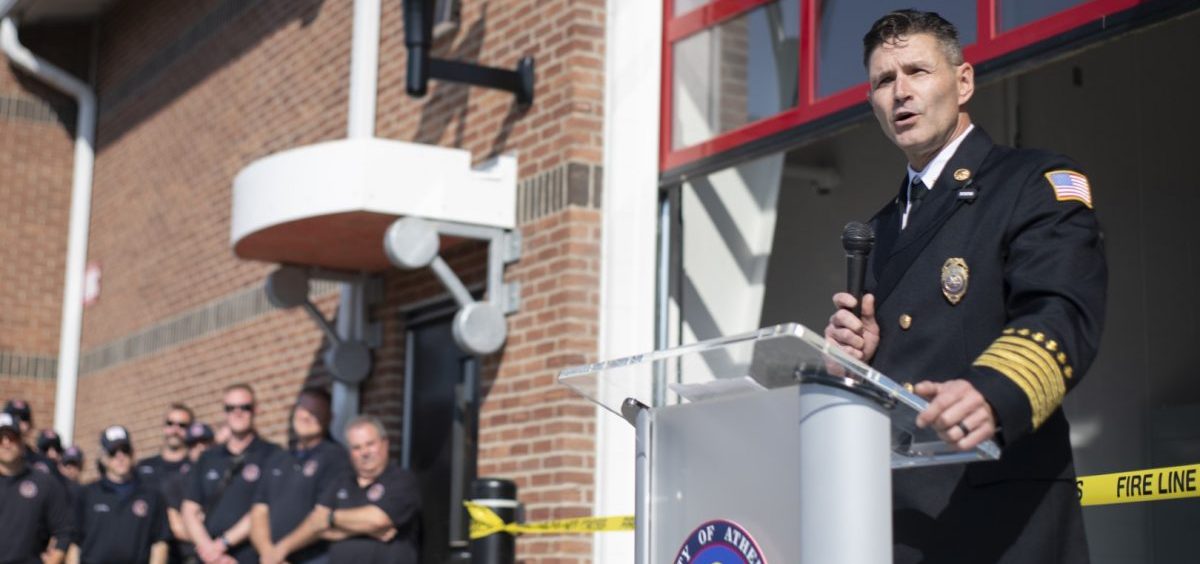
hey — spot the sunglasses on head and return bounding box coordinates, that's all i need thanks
[164,419,190,429]
[224,403,254,413]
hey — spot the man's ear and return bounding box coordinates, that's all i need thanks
[958,62,975,106]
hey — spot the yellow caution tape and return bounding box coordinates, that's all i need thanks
[1077,462,1200,506]
[464,501,634,540]
[466,463,1200,538]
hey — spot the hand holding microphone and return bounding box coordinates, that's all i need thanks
[823,222,880,363]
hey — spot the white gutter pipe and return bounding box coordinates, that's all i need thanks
[1,15,98,446]
[330,0,381,441]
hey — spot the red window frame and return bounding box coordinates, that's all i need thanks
[660,0,1146,173]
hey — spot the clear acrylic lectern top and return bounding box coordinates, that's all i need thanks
[559,323,1000,467]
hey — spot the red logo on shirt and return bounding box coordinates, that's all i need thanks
[132,499,149,518]
[19,480,37,499]
[303,459,319,477]
[367,483,385,502]
[242,463,261,482]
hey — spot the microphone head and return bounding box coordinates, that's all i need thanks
[841,221,875,254]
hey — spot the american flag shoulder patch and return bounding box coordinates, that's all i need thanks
[1044,170,1092,208]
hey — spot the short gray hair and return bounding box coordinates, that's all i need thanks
[344,414,388,441]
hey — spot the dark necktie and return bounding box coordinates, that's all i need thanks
[906,177,929,228]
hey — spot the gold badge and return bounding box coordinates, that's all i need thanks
[941,258,969,305]
[899,314,913,330]
[953,168,971,182]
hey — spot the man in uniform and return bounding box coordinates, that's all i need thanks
[250,388,351,563]
[163,422,216,564]
[824,10,1106,564]
[37,429,64,462]
[262,415,420,564]
[137,403,195,484]
[137,403,196,562]
[5,398,59,477]
[60,445,84,484]
[69,425,170,564]
[182,384,280,564]
[0,411,72,564]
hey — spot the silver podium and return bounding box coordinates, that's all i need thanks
[559,323,1001,564]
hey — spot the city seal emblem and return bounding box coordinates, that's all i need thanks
[674,520,767,564]
[941,257,969,305]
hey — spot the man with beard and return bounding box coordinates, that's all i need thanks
[137,403,196,562]
[262,415,420,564]
[69,425,170,564]
[182,384,280,564]
[162,422,215,564]
[137,404,194,484]
[0,411,72,564]
[249,388,351,564]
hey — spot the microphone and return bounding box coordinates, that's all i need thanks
[841,221,875,317]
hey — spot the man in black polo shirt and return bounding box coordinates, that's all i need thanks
[263,415,420,564]
[183,383,280,564]
[137,403,194,484]
[162,422,215,564]
[0,411,72,564]
[5,399,59,478]
[70,425,170,564]
[136,403,195,562]
[249,388,351,564]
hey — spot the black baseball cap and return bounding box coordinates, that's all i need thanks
[0,412,19,436]
[37,429,63,454]
[186,422,214,446]
[4,399,31,423]
[61,446,83,466]
[100,425,133,454]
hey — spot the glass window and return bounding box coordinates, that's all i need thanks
[816,1,976,99]
[672,0,800,149]
[675,0,712,17]
[999,0,1093,31]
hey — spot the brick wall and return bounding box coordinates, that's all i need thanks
[14,1,607,561]
[0,21,92,430]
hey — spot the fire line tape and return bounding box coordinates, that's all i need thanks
[1077,462,1200,506]
[465,463,1200,539]
[464,501,634,540]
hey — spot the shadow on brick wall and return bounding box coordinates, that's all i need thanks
[96,0,326,149]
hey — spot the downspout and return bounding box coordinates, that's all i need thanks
[330,0,381,440]
[0,13,97,446]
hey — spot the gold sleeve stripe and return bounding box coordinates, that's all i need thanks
[991,341,1067,400]
[974,332,1075,429]
[974,356,1051,428]
[992,341,1059,383]
[984,346,1061,409]
[996,336,1066,375]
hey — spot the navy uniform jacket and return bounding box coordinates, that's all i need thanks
[864,127,1106,564]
